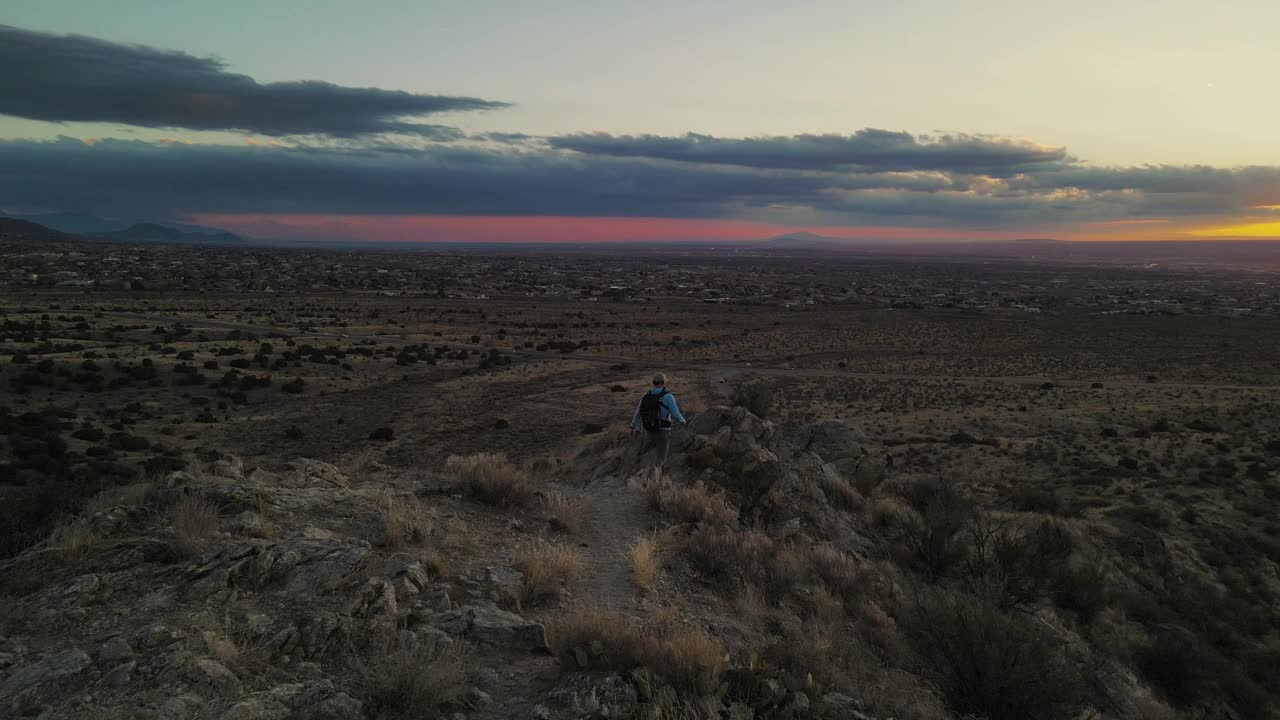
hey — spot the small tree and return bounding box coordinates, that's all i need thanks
[731,382,775,418]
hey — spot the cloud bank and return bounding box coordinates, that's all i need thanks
[3,136,1278,233]
[0,25,506,137]
[2,24,1278,239]
[548,130,1069,176]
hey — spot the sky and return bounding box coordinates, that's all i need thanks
[2,1,1279,243]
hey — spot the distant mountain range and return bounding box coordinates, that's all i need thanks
[94,223,248,246]
[0,211,239,239]
[4,215,1280,270]
[0,216,78,243]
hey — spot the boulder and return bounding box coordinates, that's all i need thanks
[485,566,524,604]
[226,510,271,538]
[295,692,364,720]
[0,648,91,703]
[159,694,207,720]
[222,697,290,720]
[436,603,547,651]
[400,561,432,591]
[822,691,875,719]
[96,636,134,664]
[62,573,102,597]
[347,578,397,618]
[212,458,244,479]
[182,656,243,697]
[288,459,348,488]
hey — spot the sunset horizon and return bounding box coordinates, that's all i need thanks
[4,3,1280,243]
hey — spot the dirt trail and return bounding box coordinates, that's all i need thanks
[575,467,653,614]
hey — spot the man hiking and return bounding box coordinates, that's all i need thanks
[630,372,687,481]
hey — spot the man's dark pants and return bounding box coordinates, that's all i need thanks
[643,430,672,466]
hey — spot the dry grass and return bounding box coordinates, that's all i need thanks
[809,544,871,605]
[81,481,157,516]
[362,638,467,718]
[171,493,220,556]
[686,526,774,580]
[820,472,865,511]
[382,493,432,548]
[548,608,726,695]
[543,491,586,533]
[516,539,584,605]
[646,479,739,526]
[445,453,533,506]
[49,519,101,562]
[629,536,661,592]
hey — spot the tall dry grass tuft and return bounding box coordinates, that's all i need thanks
[516,539,584,605]
[49,519,101,562]
[445,453,533,506]
[647,479,738,526]
[629,536,660,592]
[362,638,467,718]
[171,493,220,556]
[809,544,871,605]
[543,491,586,533]
[548,608,726,695]
[382,493,432,548]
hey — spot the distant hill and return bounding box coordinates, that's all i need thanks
[0,217,76,244]
[93,223,247,246]
[0,211,240,239]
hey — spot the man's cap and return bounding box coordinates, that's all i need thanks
[652,372,667,385]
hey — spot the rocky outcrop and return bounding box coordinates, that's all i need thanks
[663,406,882,553]
[435,602,548,651]
[0,455,556,719]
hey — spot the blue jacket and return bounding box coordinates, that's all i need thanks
[631,387,686,430]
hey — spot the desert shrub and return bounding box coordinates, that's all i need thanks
[445,453,532,506]
[1134,629,1218,709]
[887,479,974,581]
[684,445,722,471]
[902,587,1088,720]
[548,609,725,695]
[731,383,775,418]
[515,539,584,605]
[362,639,467,718]
[961,518,1073,611]
[1051,555,1110,623]
[1006,486,1061,514]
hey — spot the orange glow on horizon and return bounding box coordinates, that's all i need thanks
[1189,220,1280,239]
[185,213,1280,244]
[189,213,1029,244]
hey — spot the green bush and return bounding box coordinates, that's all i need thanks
[731,383,775,419]
[902,587,1088,720]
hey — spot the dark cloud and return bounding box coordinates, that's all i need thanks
[0,137,844,218]
[1,136,1275,229]
[548,129,1069,176]
[0,25,507,137]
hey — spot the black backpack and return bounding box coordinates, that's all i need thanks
[638,389,670,431]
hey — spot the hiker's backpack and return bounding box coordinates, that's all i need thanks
[638,390,670,432]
